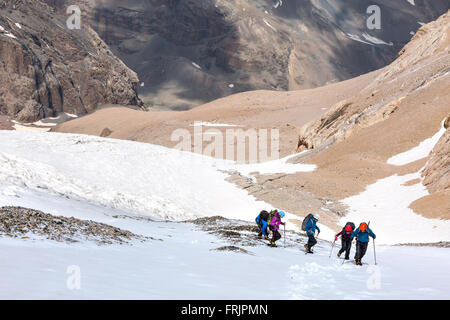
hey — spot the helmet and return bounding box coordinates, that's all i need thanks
[345,225,352,232]
[313,214,320,220]
[278,211,285,218]
[360,223,367,231]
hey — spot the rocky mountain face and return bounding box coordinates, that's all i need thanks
[0,0,142,122]
[42,0,449,110]
[422,114,449,194]
[297,10,450,199]
[298,10,450,151]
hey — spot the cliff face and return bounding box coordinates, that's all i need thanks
[42,0,449,110]
[0,0,142,122]
[422,115,450,193]
[295,10,450,202]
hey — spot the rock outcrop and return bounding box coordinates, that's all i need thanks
[42,0,450,110]
[0,0,142,122]
[294,10,449,212]
[0,206,148,245]
[422,114,450,193]
[298,10,450,151]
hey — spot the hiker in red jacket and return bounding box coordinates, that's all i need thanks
[335,222,355,260]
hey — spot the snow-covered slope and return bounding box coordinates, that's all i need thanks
[0,131,315,230]
[1,189,449,299]
[1,131,449,299]
[1,130,448,244]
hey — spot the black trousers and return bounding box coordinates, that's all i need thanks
[272,230,281,242]
[355,241,369,260]
[339,238,352,259]
[307,234,317,248]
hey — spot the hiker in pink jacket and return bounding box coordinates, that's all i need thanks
[269,211,285,247]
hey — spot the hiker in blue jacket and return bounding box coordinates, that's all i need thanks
[304,214,320,253]
[255,210,270,240]
[351,222,376,265]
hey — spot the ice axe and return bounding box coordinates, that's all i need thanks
[367,221,377,265]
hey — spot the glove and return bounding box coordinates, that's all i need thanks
[335,236,338,241]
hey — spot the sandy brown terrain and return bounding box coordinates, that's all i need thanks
[55,70,378,158]
[0,115,12,130]
[410,190,450,220]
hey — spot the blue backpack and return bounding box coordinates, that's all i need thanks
[301,214,314,231]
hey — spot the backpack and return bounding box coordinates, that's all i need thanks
[259,210,270,222]
[268,210,278,231]
[301,214,314,231]
[268,210,277,223]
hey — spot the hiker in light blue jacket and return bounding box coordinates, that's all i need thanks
[351,222,376,265]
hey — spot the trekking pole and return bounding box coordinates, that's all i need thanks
[373,238,377,265]
[329,239,335,258]
[367,221,377,265]
[283,223,286,248]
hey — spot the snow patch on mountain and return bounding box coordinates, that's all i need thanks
[191,62,201,69]
[362,33,394,46]
[346,33,374,46]
[229,152,316,180]
[346,33,393,46]
[263,19,277,32]
[387,120,446,166]
[273,0,283,9]
[341,171,450,245]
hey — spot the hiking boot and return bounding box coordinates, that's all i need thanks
[257,235,262,239]
[264,235,269,240]
[345,256,350,260]
[337,252,342,258]
[304,244,309,251]
[270,241,277,247]
[355,259,362,266]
